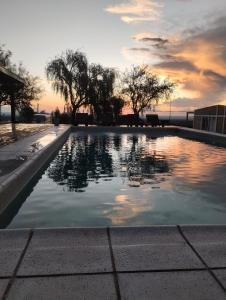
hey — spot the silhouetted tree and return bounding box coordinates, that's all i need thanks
[122,65,175,115]
[0,45,42,110]
[46,50,89,123]
[110,96,124,120]
[0,44,13,69]
[13,65,42,110]
[20,106,34,123]
[88,64,116,122]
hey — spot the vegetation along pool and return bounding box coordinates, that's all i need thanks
[1,132,226,228]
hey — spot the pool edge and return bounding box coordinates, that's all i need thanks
[0,126,71,214]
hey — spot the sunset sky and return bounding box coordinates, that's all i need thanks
[1,0,226,112]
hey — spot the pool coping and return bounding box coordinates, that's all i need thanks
[71,125,226,146]
[0,125,71,214]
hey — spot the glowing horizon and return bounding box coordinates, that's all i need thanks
[1,0,226,113]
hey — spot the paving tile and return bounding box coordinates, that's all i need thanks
[181,225,226,268]
[26,228,109,247]
[0,230,30,276]
[111,226,182,245]
[119,271,226,300]
[7,274,117,300]
[110,226,204,271]
[18,228,112,276]
[213,269,226,289]
[0,279,9,298]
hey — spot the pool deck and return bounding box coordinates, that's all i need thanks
[0,125,71,214]
[1,225,226,299]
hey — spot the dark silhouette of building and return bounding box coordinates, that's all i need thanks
[194,105,226,134]
[0,66,25,123]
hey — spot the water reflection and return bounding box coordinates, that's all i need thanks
[48,135,114,191]
[3,133,226,229]
[47,134,170,191]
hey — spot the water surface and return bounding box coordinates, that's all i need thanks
[1,132,226,228]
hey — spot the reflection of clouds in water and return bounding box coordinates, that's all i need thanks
[104,193,153,225]
[115,194,128,203]
[169,139,226,185]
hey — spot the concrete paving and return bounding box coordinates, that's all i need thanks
[0,125,71,215]
[0,226,226,299]
[0,125,69,184]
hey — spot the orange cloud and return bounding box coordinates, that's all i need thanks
[105,0,161,24]
[125,19,226,110]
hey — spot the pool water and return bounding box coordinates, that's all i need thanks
[2,132,226,228]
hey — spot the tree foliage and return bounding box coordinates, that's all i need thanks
[20,106,34,123]
[0,44,12,68]
[46,51,121,122]
[122,65,175,115]
[109,96,124,119]
[0,44,42,110]
[88,64,117,121]
[46,50,89,119]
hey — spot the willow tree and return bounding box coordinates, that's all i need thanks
[88,64,116,121]
[46,50,89,122]
[122,65,175,115]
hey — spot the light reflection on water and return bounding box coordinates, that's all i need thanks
[2,133,226,228]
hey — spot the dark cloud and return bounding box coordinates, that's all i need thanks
[129,47,151,52]
[155,60,198,72]
[170,96,221,109]
[134,35,169,49]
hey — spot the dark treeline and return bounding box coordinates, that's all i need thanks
[0,44,175,124]
[0,44,42,122]
[46,49,175,125]
[46,50,125,124]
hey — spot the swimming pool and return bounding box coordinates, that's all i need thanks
[1,130,226,228]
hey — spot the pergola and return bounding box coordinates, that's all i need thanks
[0,66,25,123]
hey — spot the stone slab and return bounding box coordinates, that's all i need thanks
[0,230,30,276]
[213,269,226,290]
[18,228,112,276]
[181,225,226,268]
[119,271,226,300]
[0,279,8,298]
[7,275,117,300]
[110,226,183,245]
[27,228,109,247]
[110,227,204,271]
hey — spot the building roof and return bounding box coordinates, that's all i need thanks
[194,105,226,115]
[0,66,25,87]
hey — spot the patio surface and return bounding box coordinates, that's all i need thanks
[0,123,52,147]
[0,125,69,184]
[1,225,226,299]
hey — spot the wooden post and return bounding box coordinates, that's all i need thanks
[10,93,17,140]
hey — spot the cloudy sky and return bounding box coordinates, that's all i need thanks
[1,0,226,112]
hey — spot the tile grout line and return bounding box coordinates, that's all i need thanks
[10,268,210,279]
[107,228,121,300]
[2,229,33,300]
[177,225,226,294]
